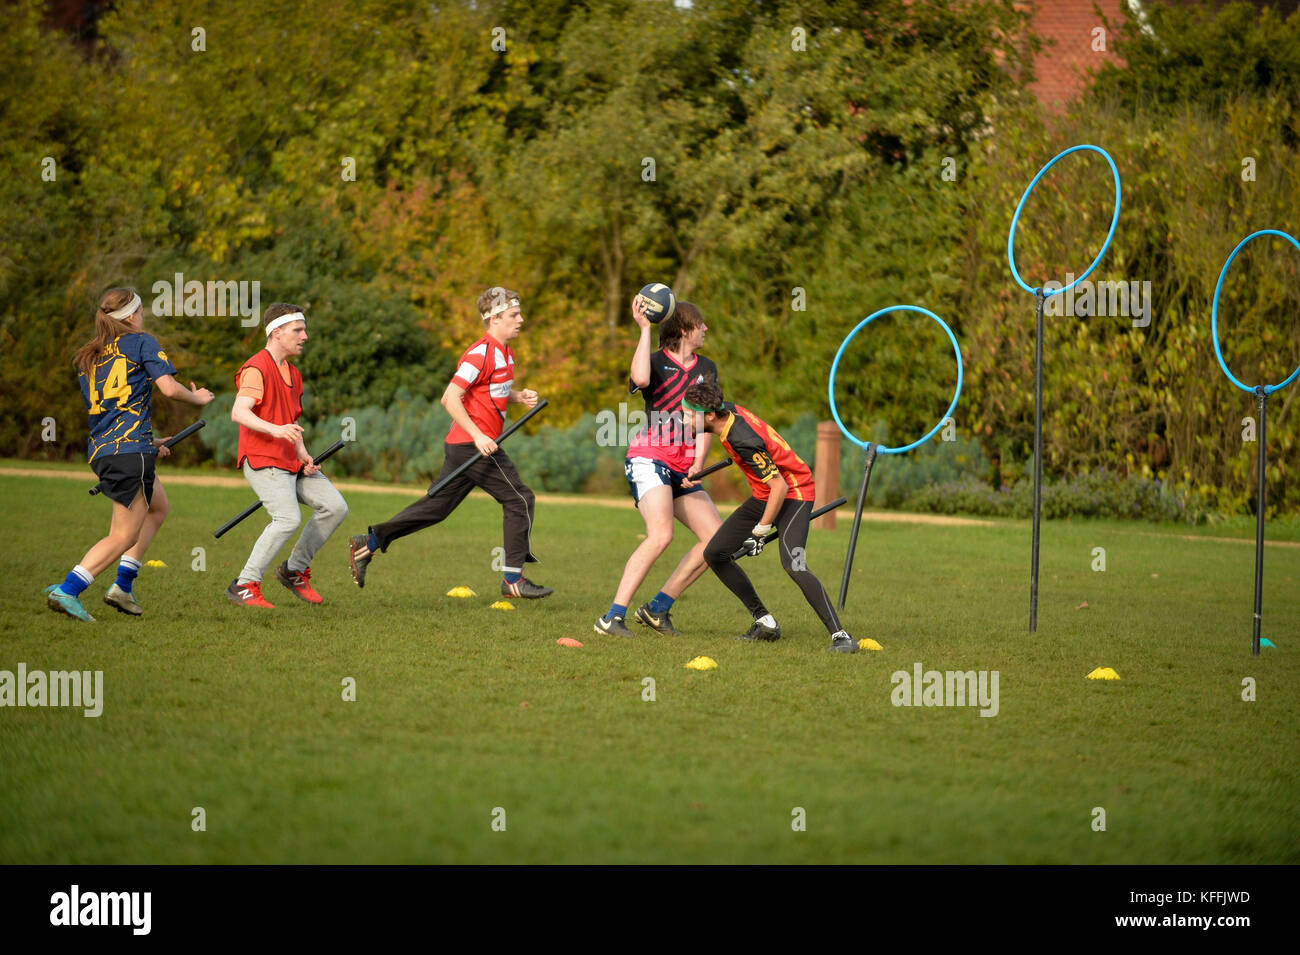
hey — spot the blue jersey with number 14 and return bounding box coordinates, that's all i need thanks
[79,332,176,463]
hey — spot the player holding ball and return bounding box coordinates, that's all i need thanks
[594,286,723,637]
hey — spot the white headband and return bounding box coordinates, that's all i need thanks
[107,293,141,321]
[480,297,520,321]
[265,312,306,336]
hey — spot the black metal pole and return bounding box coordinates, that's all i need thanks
[1252,387,1267,656]
[1030,288,1045,633]
[837,443,879,612]
[425,399,549,500]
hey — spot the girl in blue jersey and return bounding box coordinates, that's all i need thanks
[44,287,214,621]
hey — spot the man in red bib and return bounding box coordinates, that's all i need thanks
[226,303,349,607]
[347,286,552,600]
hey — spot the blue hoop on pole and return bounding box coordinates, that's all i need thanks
[828,305,963,454]
[1007,144,1122,297]
[1211,229,1300,395]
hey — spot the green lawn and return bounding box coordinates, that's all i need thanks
[1,470,1297,863]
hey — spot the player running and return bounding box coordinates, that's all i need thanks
[44,287,215,621]
[347,287,552,600]
[226,303,349,608]
[594,300,723,637]
[682,380,859,653]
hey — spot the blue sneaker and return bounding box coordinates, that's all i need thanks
[45,585,96,622]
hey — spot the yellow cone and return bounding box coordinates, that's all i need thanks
[145,559,166,568]
[684,656,717,670]
[446,586,477,598]
[1087,667,1121,680]
[860,638,884,651]
[490,600,515,611]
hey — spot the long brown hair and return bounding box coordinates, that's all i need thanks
[74,287,140,375]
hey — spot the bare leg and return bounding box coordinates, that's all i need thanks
[78,490,150,577]
[659,491,723,599]
[124,478,170,561]
[611,485,674,608]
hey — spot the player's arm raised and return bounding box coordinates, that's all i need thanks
[629,298,653,391]
[442,381,497,456]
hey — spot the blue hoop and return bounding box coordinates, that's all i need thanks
[1211,229,1300,395]
[828,305,964,454]
[1007,144,1122,297]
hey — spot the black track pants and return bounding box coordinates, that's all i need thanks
[703,496,842,634]
[370,442,537,572]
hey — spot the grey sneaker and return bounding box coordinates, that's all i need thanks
[502,577,554,599]
[829,630,859,653]
[593,614,634,637]
[348,534,372,588]
[635,603,683,635]
[103,583,143,616]
[736,620,781,642]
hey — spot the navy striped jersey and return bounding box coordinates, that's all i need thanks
[79,332,176,463]
[628,350,718,472]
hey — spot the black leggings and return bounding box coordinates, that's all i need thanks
[703,497,842,635]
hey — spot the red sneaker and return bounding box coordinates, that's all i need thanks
[274,562,323,604]
[226,579,275,608]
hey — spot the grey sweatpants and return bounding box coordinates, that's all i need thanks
[238,463,348,584]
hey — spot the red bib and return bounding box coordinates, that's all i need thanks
[236,349,303,471]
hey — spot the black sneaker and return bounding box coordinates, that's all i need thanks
[502,577,554,599]
[348,534,372,588]
[635,603,683,635]
[829,630,859,653]
[736,620,781,642]
[593,614,634,637]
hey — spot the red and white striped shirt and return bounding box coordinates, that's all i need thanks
[447,334,514,443]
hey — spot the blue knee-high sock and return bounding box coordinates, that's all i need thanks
[504,571,523,584]
[368,531,380,553]
[115,556,142,593]
[648,591,675,613]
[61,565,94,597]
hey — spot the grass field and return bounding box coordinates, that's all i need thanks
[2,467,1298,864]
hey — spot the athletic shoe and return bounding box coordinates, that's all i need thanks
[502,577,554,600]
[103,583,143,616]
[635,603,683,635]
[829,630,859,654]
[225,579,275,608]
[348,534,371,588]
[736,620,781,642]
[594,614,634,637]
[45,585,95,622]
[275,562,323,604]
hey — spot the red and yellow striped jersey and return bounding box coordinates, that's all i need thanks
[718,403,815,502]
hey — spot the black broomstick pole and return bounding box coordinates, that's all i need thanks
[837,442,879,612]
[1030,287,1046,633]
[424,399,549,500]
[1252,387,1268,657]
[90,418,207,495]
[731,496,850,560]
[213,439,347,539]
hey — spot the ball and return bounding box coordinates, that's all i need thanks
[634,283,676,325]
